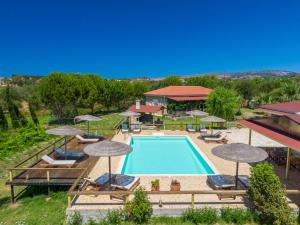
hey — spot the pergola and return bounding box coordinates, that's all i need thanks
[239,119,300,179]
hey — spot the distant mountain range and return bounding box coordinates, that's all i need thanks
[132,70,298,81]
[0,70,298,82]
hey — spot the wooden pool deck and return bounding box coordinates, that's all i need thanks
[6,135,112,202]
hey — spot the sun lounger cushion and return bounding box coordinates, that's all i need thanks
[85,134,103,139]
[111,175,140,190]
[238,175,249,188]
[54,147,84,158]
[187,124,196,132]
[41,155,76,165]
[133,125,141,132]
[76,135,99,143]
[94,173,117,186]
[207,175,235,189]
[201,131,221,138]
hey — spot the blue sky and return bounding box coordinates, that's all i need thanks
[0,0,300,78]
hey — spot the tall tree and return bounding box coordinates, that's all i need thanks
[205,87,241,121]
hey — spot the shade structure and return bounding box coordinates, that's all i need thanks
[200,116,226,135]
[186,110,208,117]
[46,126,85,151]
[74,115,102,134]
[186,110,209,126]
[212,143,268,188]
[84,140,133,188]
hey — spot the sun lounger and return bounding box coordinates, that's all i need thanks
[76,134,99,143]
[84,173,117,191]
[85,134,103,139]
[132,125,141,133]
[238,175,250,189]
[121,124,129,133]
[200,124,207,133]
[204,134,228,143]
[187,124,196,132]
[201,131,222,138]
[207,175,236,199]
[54,147,85,158]
[41,155,76,167]
[110,175,140,201]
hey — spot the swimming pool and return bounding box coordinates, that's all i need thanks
[121,136,216,175]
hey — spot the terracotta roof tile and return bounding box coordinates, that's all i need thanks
[144,86,212,96]
[259,100,300,114]
[128,105,161,113]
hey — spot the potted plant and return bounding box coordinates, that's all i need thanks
[170,179,181,191]
[151,179,160,191]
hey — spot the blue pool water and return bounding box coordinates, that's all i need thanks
[121,136,215,175]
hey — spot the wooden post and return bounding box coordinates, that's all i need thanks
[68,195,72,207]
[10,185,15,204]
[248,129,252,145]
[285,147,291,179]
[9,171,13,182]
[47,171,50,181]
[191,193,195,208]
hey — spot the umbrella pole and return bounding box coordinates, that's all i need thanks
[64,136,67,152]
[108,156,112,189]
[211,122,213,135]
[235,162,239,189]
[87,121,90,136]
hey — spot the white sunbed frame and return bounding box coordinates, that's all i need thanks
[41,155,76,167]
[204,134,227,143]
[76,134,99,143]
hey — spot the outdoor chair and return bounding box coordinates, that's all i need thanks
[186,124,196,132]
[200,131,222,139]
[199,124,208,133]
[41,155,76,167]
[238,175,250,189]
[76,134,99,143]
[204,134,228,143]
[84,173,117,191]
[207,175,236,199]
[132,125,141,133]
[121,124,129,133]
[110,175,140,201]
[54,147,85,158]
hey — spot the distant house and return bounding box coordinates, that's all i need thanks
[144,86,212,113]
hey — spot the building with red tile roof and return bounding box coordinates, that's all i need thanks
[144,86,212,112]
[257,100,300,115]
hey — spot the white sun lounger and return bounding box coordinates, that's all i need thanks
[204,134,228,143]
[76,134,99,143]
[41,155,76,167]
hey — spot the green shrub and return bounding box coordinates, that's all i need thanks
[105,210,123,225]
[248,163,296,225]
[182,208,218,224]
[68,211,83,225]
[124,187,153,224]
[220,207,253,224]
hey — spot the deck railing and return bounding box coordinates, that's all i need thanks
[8,136,87,184]
[67,188,300,208]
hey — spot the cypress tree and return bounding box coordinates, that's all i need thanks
[29,102,39,125]
[0,105,8,130]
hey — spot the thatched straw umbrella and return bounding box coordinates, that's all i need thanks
[212,143,268,188]
[186,110,208,126]
[46,126,85,151]
[74,115,102,134]
[84,140,132,188]
[200,116,226,135]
